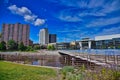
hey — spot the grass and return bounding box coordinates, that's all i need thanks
[0,50,38,52]
[0,61,57,80]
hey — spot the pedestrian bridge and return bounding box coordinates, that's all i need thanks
[59,50,120,69]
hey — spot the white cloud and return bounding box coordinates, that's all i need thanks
[78,12,106,17]
[87,17,120,27]
[8,5,45,26]
[34,19,45,26]
[100,26,120,35]
[55,0,120,20]
[17,7,31,16]
[56,8,82,22]
[58,30,81,33]
[8,5,31,16]
[24,15,37,22]
[53,0,105,8]
[59,15,82,22]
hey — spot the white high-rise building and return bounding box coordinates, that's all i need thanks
[39,28,49,45]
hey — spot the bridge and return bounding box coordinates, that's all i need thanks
[59,50,120,69]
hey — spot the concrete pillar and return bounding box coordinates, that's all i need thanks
[79,42,82,50]
[88,41,91,49]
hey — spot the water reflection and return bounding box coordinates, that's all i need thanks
[0,53,99,68]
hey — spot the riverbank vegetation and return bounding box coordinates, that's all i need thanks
[0,61,120,80]
[60,66,120,80]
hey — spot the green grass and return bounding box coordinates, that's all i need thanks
[0,50,38,52]
[0,61,57,80]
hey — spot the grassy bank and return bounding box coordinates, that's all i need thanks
[0,61,57,80]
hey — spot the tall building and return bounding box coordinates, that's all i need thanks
[1,23,29,46]
[39,28,49,45]
[49,34,56,43]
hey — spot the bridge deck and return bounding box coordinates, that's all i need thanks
[59,50,120,67]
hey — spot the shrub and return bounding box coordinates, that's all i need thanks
[26,46,34,51]
[33,45,40,50]
[61,66,74,79]
[61,65,86,80]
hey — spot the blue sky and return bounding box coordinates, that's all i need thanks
[0,0,120,43]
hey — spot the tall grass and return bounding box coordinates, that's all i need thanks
[60,65,120,80]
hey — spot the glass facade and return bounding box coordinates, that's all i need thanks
[95,38,120,49]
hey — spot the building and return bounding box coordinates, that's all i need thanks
[29,39,33,46]
[95,34,120,49]
[48,42,70,50]
[49,34,56,43]
[39,28,49,45]
[0,32,1,42]
[77,34,120,49]
[1,23,29,46]
[70,41,80,49]
[78,38,96,49]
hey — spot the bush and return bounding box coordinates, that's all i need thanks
[26,46,34,51]
[33,45,40,50]
[61,66,74,75]
[61,65,86,80]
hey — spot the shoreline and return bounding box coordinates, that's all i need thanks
[3,61,62,69]
[0,50,61,56]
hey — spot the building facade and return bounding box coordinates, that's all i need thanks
[95,34,120,49]
[29,39,33,46]
[49,34,56,43]
[39,28,49,45]
[1,23,29,46]
[77,38,96,50]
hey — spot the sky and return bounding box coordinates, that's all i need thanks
[0,0,120,43]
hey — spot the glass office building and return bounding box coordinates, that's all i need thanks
[95,34,120,49]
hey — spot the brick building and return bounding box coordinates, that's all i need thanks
[1,23,30,46]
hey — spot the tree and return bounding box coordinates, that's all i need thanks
[47,45,55,50]
[0,41,6,51]
[18,42,26,51]
[7,40,18,50]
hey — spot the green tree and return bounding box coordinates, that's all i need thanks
[0,41,6,51]
[7,40,18,50]
[18,42,26,51]
[47,45,55,50]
